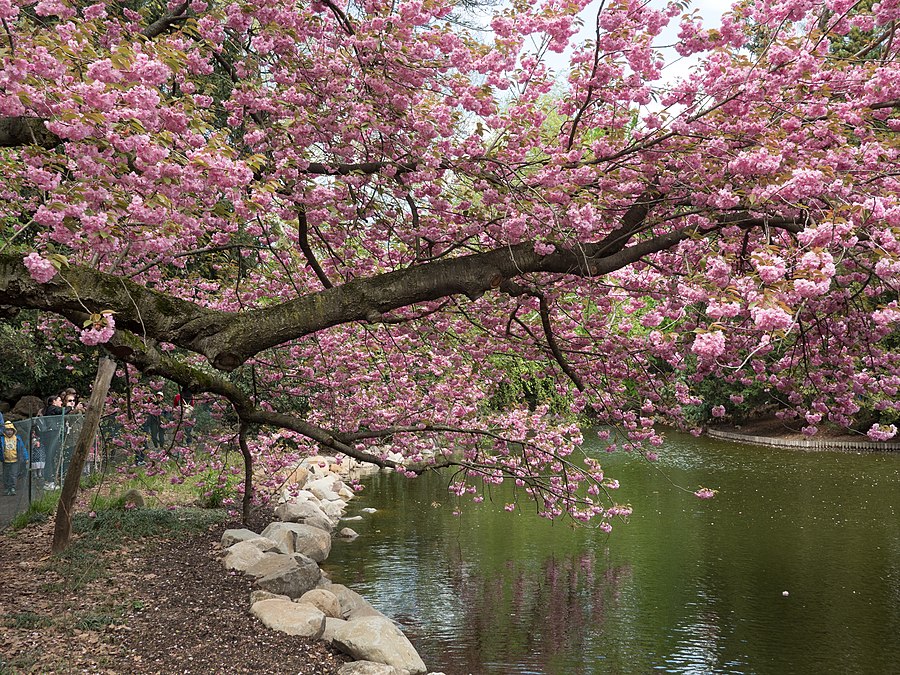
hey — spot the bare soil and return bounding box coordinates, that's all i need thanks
[0,512,352,674]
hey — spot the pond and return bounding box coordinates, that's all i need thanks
[323,431,900,674]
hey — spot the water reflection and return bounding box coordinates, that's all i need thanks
[324,432,900,674]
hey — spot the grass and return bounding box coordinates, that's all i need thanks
[2,611,52,629]
[10,490,60,529]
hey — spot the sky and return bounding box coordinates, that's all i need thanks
[554,0,733,84]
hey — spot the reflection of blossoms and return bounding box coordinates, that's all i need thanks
[23,252,58,283]
[694,487,717,499]
[80,314,116,345]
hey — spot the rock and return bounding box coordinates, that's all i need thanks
[276,500,331,525]
[223,541,268,572]
[360,508,377,514]
[250,589,289,605]
[261,521,332,562]
[121,489,144,508]
[337,662,403,675]
[342,516,363,522]
[323,616,349,644]
[338,486,356,500]
[221,528,262,548]
[283,464,309,488]
[338,528,359,540]
[302,455,334,476]
[331,616,426,674]
[307,476,344,501]
[320,499,347,519]
[248,552,321,598]
[297,588,342,618]
[305,515,337,532]
[250,599,326,638]
[329,584,385,620]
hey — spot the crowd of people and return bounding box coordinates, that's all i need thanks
[0,386,198,497]
[0,387,86,496]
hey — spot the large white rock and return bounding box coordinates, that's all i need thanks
[331,616,426,675]
[338,528,359,540]
[322,616,349,644]
[329,584,385,620]
[307,476,344,501]
[223,540,276,572]
[247,552,321,598]
[261,521,333,562]
[297,588,343,618]
[221,528,262,548]
[275,500,332,526]
[337,662,403,675]
[249,589,289,606]
[320,499,347,519]
[251,598,325,638]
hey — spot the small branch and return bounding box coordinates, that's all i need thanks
[141,2,190,39]
[297,209,332,289]
[238,419,253,524]
[321,0,355,35]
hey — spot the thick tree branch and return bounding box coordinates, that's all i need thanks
[96,326,402,469]
[0,211,802,371]
[141,2,190,39]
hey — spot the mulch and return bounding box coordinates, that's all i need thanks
[0,513,352,674]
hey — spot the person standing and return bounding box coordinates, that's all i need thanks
[39,395,65,488]
[173,388,194,446]
[2,421,28,496]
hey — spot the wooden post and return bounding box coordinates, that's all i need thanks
[52,356,116,553]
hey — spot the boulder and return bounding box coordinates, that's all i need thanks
[121,489,144,508]
[223,541,268,572]
[337,662,403,675]
[297,588,342,618]
[275,500,331,525]
[250,589,289,605]
[338,486,356,500]
[342,516,363,522]
[282,464,309,488]
[331,616,426,675]
[322,616,349,644]
[248,552,321,598]
[338,528,359,540]
[329,584,385,620]
[221,528,262,548]
[320,499,347,519]
[261,521,332,562]
[305,515,337,532]
[360,508,378,514]
[250,599,326,638]
[307,476,344,501]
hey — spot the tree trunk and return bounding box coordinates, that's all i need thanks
[51,356,116,553]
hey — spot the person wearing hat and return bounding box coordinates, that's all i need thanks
[2,420,28,496]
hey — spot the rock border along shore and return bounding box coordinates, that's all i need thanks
[219,454,443,675]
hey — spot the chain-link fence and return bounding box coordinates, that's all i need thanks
[0,414,113,528]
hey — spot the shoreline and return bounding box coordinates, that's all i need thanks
[706,427,900,452]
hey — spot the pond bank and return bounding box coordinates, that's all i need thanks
[706,427,900,451]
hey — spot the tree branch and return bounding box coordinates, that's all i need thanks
[0,210,803,371]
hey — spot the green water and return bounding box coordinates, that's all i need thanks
[323,431,900,674]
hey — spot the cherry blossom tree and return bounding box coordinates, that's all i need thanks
[1,0,899,525]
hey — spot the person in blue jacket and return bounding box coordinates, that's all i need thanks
[2,420,28,496]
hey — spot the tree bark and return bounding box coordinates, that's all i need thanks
[51,357,116,553]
